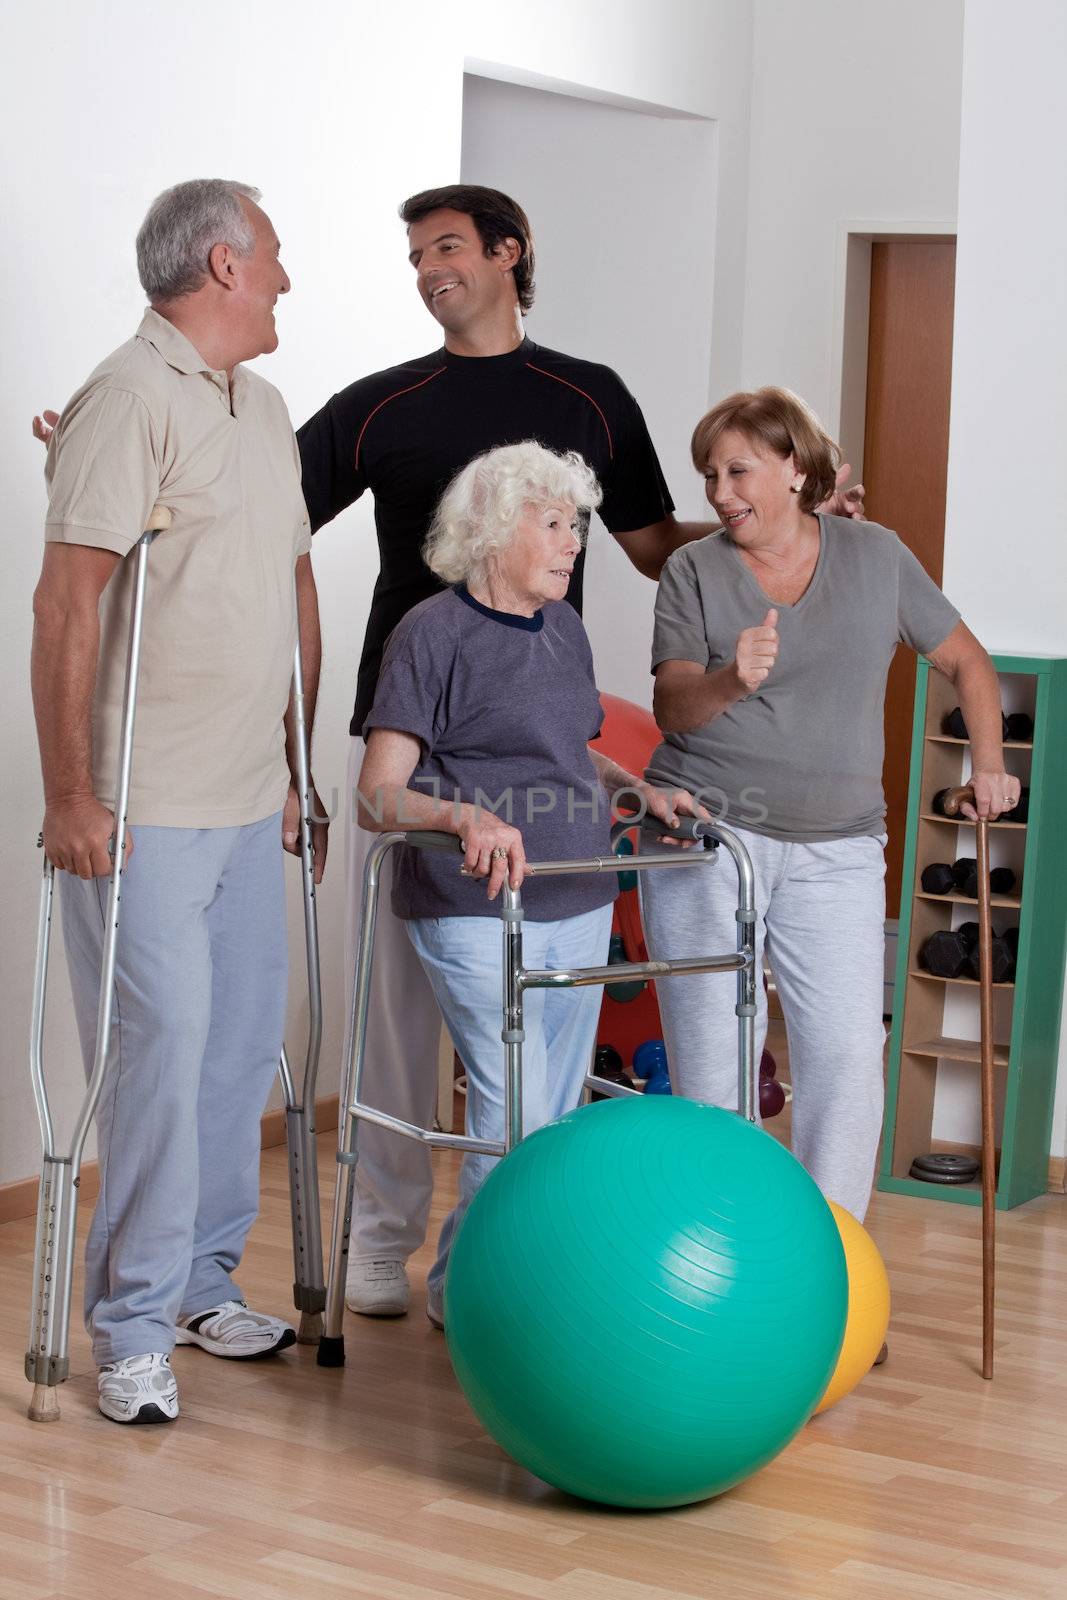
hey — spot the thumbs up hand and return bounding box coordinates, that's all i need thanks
[732,608,779,694]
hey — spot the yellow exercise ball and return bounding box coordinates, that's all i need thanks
[814,1201,891,1414]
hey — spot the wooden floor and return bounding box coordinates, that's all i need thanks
[3,1037,1067,1600]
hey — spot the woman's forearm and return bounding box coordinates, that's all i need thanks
[357,779,471,835]
[653,662,744,735]
[588,749,645,796]
[954,650,1005,773]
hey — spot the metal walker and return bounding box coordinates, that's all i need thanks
[317,817,758,1368]
[26,506,325,1421]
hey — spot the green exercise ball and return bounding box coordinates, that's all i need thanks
[444,1096,847,1508]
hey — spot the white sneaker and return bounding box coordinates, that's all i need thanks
[98,1352,179,1425]
[426,1281,444,1331]
[174,1300,296,1359]
[344,1258,410,1316]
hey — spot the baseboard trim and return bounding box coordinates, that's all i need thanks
[0,1093,341,1227]
[2,1097,1059,1221]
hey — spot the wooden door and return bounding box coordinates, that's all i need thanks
[863,237,956,916]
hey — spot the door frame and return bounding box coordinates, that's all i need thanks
[829,218,957,476]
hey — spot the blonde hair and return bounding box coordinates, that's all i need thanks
[691,387,840,514]
[424,442,602,586]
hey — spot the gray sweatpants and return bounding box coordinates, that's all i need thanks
[640,824,887,1222]
[60,812,288,1363]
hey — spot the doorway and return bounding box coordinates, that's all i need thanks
[842,234,957,916]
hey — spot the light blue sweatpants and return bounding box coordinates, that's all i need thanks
[59,812,288,1363]
[640,825,887,1222]
[407,902,613,1298]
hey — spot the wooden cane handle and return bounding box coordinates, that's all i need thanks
[145,504,172,533]
[939,784,976,817]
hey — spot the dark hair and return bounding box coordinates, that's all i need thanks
[690,387,841,514]
[399,184,536,314]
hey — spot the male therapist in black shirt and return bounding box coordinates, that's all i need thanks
[31,184,860,1324]
[298,184,862,1323]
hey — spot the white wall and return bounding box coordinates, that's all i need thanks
[1,0,751,1187]
[461,76,728,707]
[741,0,965,426]
[940,0,1067,1157]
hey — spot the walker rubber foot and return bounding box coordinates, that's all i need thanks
[317,1335,346,1367]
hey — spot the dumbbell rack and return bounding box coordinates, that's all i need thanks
[878,652,1067,1209]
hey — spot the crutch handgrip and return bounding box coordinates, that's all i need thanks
[144,504,172,533]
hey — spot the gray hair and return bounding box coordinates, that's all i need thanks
[424,442,603,586]
[136,179,262,301]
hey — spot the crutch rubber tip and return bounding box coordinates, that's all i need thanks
[316,1335,346,1367]
[297,1311,324,1345]
[28,1384,61,1423]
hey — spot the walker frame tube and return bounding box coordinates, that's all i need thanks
[25,512,166,1422]
[318,820,757,1368]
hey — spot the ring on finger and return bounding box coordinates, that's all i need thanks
[491,846,508,861]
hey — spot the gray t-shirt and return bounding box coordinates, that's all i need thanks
[646,515,960,841]
[365,586,618,920]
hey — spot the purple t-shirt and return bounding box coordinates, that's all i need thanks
[364,586,619,921]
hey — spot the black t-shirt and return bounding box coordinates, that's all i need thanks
[296,337,674,732]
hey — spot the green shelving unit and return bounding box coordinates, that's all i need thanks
[878,653,1067,1210]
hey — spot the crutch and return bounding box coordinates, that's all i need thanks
[317,818,757,1369]
[941,784,997,1379]
[26,504,171,1423]
[277,624,326,1343]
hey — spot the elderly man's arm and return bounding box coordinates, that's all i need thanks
[926,621,1019,820]
[282,553,329,883]
[613,468,866,580]
[32,542,124,877]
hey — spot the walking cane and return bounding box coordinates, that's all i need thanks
[277,621,325,1344]
[941,784,996,1379]
[26,504,171,1422]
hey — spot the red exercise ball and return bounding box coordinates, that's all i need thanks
[760,1049,777,1079]
[597,693,660,778]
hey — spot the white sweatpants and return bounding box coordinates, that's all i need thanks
[639,823,887,1222]
[343,735,442,1262]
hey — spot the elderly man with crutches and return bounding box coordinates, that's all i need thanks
[28,179,326,1425]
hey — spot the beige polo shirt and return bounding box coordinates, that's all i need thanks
[44,309,311,827]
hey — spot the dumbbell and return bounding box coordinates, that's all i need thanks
[1003,786,1029,822]
[919,929,971,979]
[962,924,1016,984]
[759,1076,786,1119]
[590,1044,633,1100]
[944,706,1034,742]
[921,859,1015,897]
[604,933,645,1002]
[927,922,1016,984]
[633,1038,672,1095]
[950,858,1017,899]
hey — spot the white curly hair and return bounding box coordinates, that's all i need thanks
[423,441,602,586]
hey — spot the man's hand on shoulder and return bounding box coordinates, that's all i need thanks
[819,464,866,520]
[32,410,59,446]
[42,795,130,878]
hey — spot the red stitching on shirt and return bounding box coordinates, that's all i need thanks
[354,367,445,470]
[525,364,614,459]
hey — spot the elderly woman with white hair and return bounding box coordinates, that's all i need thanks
[358,441,702,1325]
